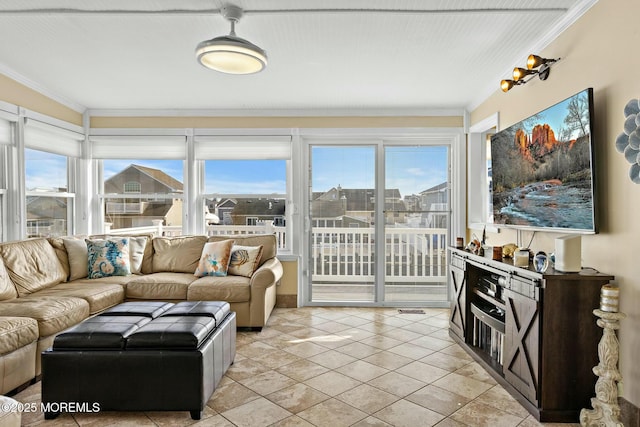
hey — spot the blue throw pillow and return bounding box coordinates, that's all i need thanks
[85,238,131,279]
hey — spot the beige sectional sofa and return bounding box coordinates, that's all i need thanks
[0,233,282,394]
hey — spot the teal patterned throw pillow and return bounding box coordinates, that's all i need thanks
[85,238,131,279]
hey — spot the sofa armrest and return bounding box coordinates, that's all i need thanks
[250,258,283,290]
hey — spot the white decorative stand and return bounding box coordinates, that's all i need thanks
[580,307,626,426]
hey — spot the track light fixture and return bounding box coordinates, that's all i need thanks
[527,54,558,70]
[196,5,267,75]
[501,54,560,92]
[512,67,537,81]
[500,79,525,93]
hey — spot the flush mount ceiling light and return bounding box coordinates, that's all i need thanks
[501,54,560,92]
[196,5,267,74]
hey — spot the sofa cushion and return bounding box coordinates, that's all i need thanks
[152,235,207,273]
[187,275,251,303]
[86,237,131,279]
[47,237,71,282]
[194,239,234,277]
[208,234,276,267]
[229,245,263,278]
[0,316,39,356]
[0,239,66,297]
[126,272,198,300]
[63,237,88,281]
[33,282,124,314]
[0,296,89,337]
[0,257,17,301]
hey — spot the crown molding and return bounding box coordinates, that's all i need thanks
[86,107,465,118]
[0,62,86,114]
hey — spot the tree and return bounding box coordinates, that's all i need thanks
[563,93,590,138]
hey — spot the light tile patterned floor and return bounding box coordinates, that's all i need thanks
[11,307,581,426]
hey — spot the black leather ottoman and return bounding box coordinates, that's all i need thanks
[41,301,236,420]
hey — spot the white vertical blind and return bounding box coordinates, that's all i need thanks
[90,135,187,159]
[24,118,84,157]
[194,135,292,160]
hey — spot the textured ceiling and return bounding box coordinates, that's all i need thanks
[0,0,592,114]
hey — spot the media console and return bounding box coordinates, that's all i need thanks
[448,247,613,422]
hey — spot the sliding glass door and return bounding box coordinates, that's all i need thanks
[308,142,450,305]
[309,145,376,302]
[384,146,449,303]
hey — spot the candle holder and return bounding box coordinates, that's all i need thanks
[580,293,625,426]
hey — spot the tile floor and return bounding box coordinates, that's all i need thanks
[12,306,581,426]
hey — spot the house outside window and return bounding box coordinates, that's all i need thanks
[101,161,184,232]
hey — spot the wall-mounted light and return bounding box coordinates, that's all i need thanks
[501,54,560,92]
[500,79,525,92]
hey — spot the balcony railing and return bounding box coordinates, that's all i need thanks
[312,226,447,283]
[106,221,447,284]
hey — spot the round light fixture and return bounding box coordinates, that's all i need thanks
[196,5,267,75]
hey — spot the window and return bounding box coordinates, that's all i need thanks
[90,133,187,235]
[194,135,292,252]
[101,160,184,233]
[23,119,82,238]
[25,149,74,237]
[123,181,141,193]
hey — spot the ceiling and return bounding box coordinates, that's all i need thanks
[0,0,593,115]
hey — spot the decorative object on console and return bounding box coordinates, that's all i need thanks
[580,284,625,427]
[534,251,549,273]
[615,98,640,183]
[513,250,530,267]
[501,243,518,258]
[500,54,559,92]
[554,234,582,273]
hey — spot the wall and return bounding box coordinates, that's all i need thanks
[471,0,640,408]
[0,74,82,125]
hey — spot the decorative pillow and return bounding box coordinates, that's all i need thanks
[194,239,234,277]
[85,238,131,279]
[127,236,148,275]
[228,245,264,278]
[63,238,88,281]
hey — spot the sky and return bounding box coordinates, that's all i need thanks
[26,145,449,198]
[507,88,591,140]
[312,146,448,196]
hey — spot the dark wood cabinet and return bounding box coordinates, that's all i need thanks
[448,248,613,422]
[448,253,467,340]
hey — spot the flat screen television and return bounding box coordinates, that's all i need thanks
[490,88,597,233]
